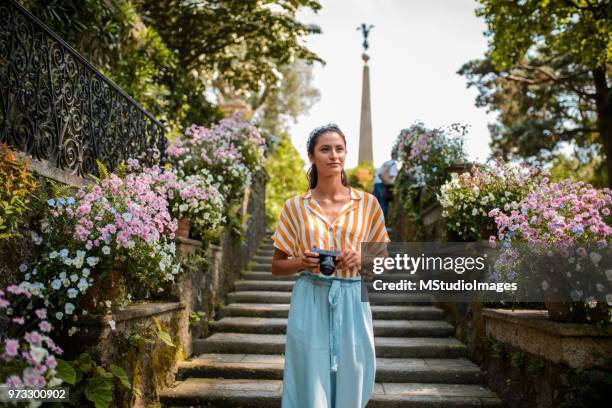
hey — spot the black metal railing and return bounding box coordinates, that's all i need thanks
[0,0,166,176]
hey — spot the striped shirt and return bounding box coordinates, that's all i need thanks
[271,186,390,278]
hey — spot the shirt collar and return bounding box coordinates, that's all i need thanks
[300,186,361,201]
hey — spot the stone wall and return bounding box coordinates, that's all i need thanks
[1,156,268,406]
[389,198,612,408]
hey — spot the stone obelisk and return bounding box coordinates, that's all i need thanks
[357,24,374,165]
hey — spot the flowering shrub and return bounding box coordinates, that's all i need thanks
[1,285,64,390]
[167,116,266,201]
[392,123,467,209]
[489,179,612,315]
[32,168,181,319]
[438,161,545,241]
[125,161,226,241]
[490,179,612,250]
[0,143,38,240]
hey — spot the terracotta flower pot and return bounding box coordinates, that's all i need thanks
[82,268,123,311]
[176,217,191,238]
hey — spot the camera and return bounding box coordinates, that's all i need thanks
[312,248,341,276]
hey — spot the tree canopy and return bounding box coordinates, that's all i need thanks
[459,0,611,184]
[21,0,323,136]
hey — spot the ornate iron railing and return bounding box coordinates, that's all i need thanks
[0,0,166,177]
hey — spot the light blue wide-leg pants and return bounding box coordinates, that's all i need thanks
[281,272,376,408]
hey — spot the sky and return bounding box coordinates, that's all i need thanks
[289,0,497,170]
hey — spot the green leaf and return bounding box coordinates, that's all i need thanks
[110,364,131,390]
[157,330,176,348]
[55,359,77,385]
[78,353,94,372]
[85,377,113,408]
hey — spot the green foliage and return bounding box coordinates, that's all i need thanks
[548,151,608,188]
[189,311,206,328]
[526,357,545,373]
[125,317,177,350]
[265,132,308,227]
[56,353,131,408]
[484,335,505,359]
[509,351,526,368]
[19,0,323,134]
[459,0,611,183]
[346,161,375,193]
[253,60,321,136]
[561,368,593,408]
[0,143,38,240]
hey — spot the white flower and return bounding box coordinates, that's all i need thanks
[59,271,66,279]
[77,278,89,292]
[55,312,64,320]
[67,288,78,299]
[102,246,111,255]
[76,250,86,259]
[29,346,49,364]
[49,251,59,259]
[51,279,62,290]
[104,300,112,308]
[589,252,602,265]
[19,264,28,272]
[109,320,116,331]
[86,257,99,267]
[68,326,78,336]
[64,303,75,315]
[70,274,79,283]
[59,249,69,258]
[82,268,90,277]
[585,296,597,309]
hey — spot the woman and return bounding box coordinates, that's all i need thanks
[271,123,390,408]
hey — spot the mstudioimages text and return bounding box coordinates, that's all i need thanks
[372,279,518,293]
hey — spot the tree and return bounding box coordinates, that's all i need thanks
[258,60,320,226]
[20,0,323,135]
[264,132,309,227]
[252,59,321,136]
[459,0,611,184]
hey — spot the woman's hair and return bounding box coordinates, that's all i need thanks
[306,123,348,189]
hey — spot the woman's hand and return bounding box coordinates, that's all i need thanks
[336,249,361,272]
[300,250,320,271]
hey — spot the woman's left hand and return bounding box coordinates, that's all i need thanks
[336,249,361,272]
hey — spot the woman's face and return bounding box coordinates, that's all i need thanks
[309,131,346,177]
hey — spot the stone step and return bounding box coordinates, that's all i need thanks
[193,333,466,358]
[210,317,454,337]
[235,278,427,292]
[226,291,432,305]
[239,272,424,283]
[218,303,445,320]
[177,354,483,384]
[160,378,501,407]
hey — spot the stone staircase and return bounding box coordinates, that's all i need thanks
[160,235,502,407]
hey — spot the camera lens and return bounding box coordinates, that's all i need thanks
[320,255,336,276]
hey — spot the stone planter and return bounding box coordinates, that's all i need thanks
[543,300,610,323]
[176,217,191,239]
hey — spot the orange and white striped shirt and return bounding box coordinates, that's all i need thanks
[271,186,390,278]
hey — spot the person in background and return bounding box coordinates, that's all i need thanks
[373,151,399,221]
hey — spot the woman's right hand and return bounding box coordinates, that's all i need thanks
[300,250,320,271]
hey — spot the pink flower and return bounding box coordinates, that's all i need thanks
[5,375,23,387]
[4,339,19,357]
[35,308,47,319]
[39,321,52,333]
